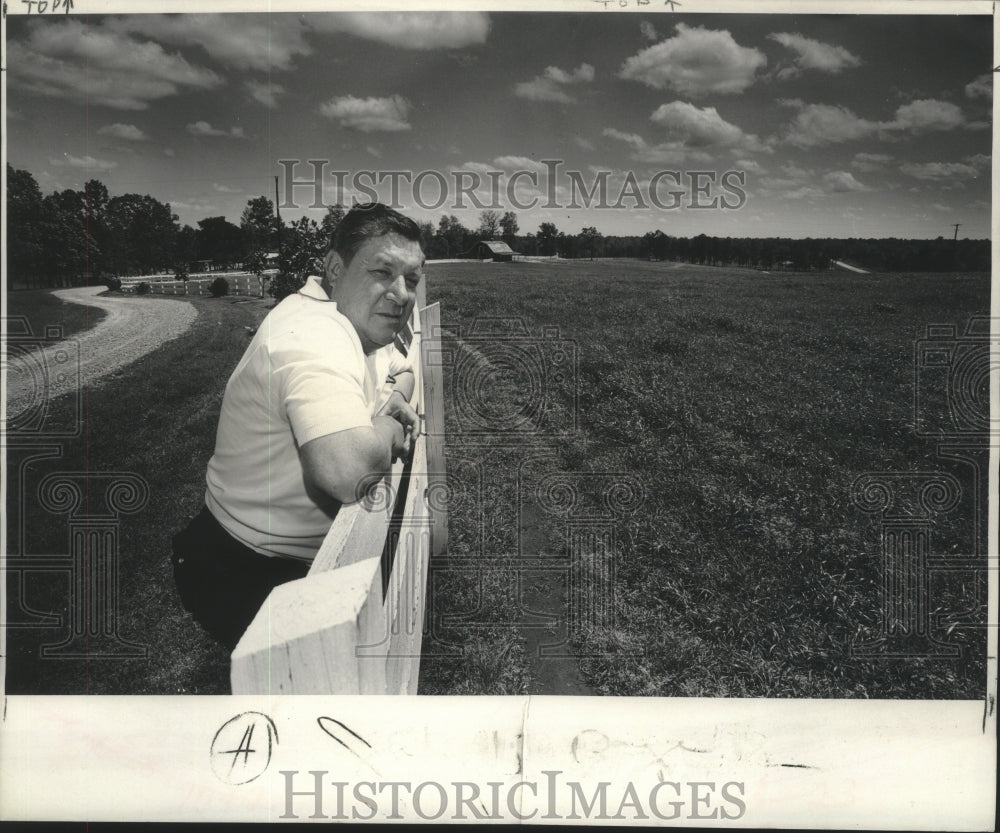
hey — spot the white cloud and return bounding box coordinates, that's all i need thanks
[965,73,992,99]
[966,153,991,170]
[899,161,982,181]
[319,95,411,132]
[163,148,175,158]
[851,152,892,172]
[246,80,285,109]
[734,158,763,173]
[602,129,647,151]
[781,163,810,179]
[649,100,766,151]
[768,32,861,78]
[109,15,310,72]
[782,97,979,148]
[187,121,245,139]
[97,123,148,142]
[492,156,548,171]
[575,137,596,151]
[309,12,490,50]
[49,154,118,172]
[602,127,712,165]
[884,99,967,132]
[7,19,222,110]
[515,63,595,103]
[212,183,241,193]
[640,21,658,42]
[784,186,826,200]
[823,171,868,192]
[759,164,868,199]
[171,199,220,213]
[619,23,766,96]
[782,102,878,147]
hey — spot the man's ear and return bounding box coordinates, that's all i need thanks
[322,250,342,297]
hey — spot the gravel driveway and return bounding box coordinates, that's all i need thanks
[5,287,198,419]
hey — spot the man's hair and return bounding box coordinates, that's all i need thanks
[332,202,423,266]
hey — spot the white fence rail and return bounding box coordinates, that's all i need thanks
[231,302,445,694]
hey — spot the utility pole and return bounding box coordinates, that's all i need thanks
[268,175,281,299]
[952,223,961,241]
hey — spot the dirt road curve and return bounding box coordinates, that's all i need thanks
[6,286,198,418]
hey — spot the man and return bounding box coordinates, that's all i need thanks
[172,202,424,650]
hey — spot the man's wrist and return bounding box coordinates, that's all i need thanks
[373,414,403,444]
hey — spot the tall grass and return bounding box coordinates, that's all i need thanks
[425,262,989,698]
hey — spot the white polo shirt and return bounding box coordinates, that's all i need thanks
[205,275,411,561]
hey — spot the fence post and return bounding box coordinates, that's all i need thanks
[420,304,448,557]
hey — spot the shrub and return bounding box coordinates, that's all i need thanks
[267,271,305,303]
[135,282,151,295]
[104,277,123,292]
[210,277,230,298]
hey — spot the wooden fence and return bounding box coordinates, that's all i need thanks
[230,300,446,694]
[122,274,269,296]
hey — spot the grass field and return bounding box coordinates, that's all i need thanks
[4,261,990,697]
[419,260,990,698]
[5,288,108,340]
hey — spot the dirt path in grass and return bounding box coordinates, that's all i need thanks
[5,286,198,419]
[516,499,597,695]
[446,329,596,695]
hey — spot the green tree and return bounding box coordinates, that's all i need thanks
[477,209,501,240]
[103,194,178,276]
[84,179,110,278]
[578,226,602,260]
[537,222,559,256]
[42,189,98,286]
[436,214,470,258]
[500,211,519,246]
[7,165,48,288]
[240,196,277,261]
[174,225,198,279]
[319,203,346,252]
[269,216,324,302]
[196,216,242,267]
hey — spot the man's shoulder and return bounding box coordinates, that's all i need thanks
[264,292,362,356]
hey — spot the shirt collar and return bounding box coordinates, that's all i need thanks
[298,275,330,301]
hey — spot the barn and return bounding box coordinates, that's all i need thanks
[475,240,516,262]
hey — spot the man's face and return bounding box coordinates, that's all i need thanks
[325,233,424,354]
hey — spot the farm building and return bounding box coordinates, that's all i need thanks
[475,240,516,262]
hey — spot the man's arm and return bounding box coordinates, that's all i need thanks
[387,368,415,403]
[299,416,406,505]
[379,368,419,443]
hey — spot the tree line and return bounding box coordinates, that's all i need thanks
[7,166,989,295]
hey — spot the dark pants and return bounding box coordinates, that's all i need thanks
[171,506,310,651]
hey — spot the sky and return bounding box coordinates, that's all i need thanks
[4,11,994,239]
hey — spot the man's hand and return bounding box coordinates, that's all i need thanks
[372,413,409,462]
[378,389,420,456]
